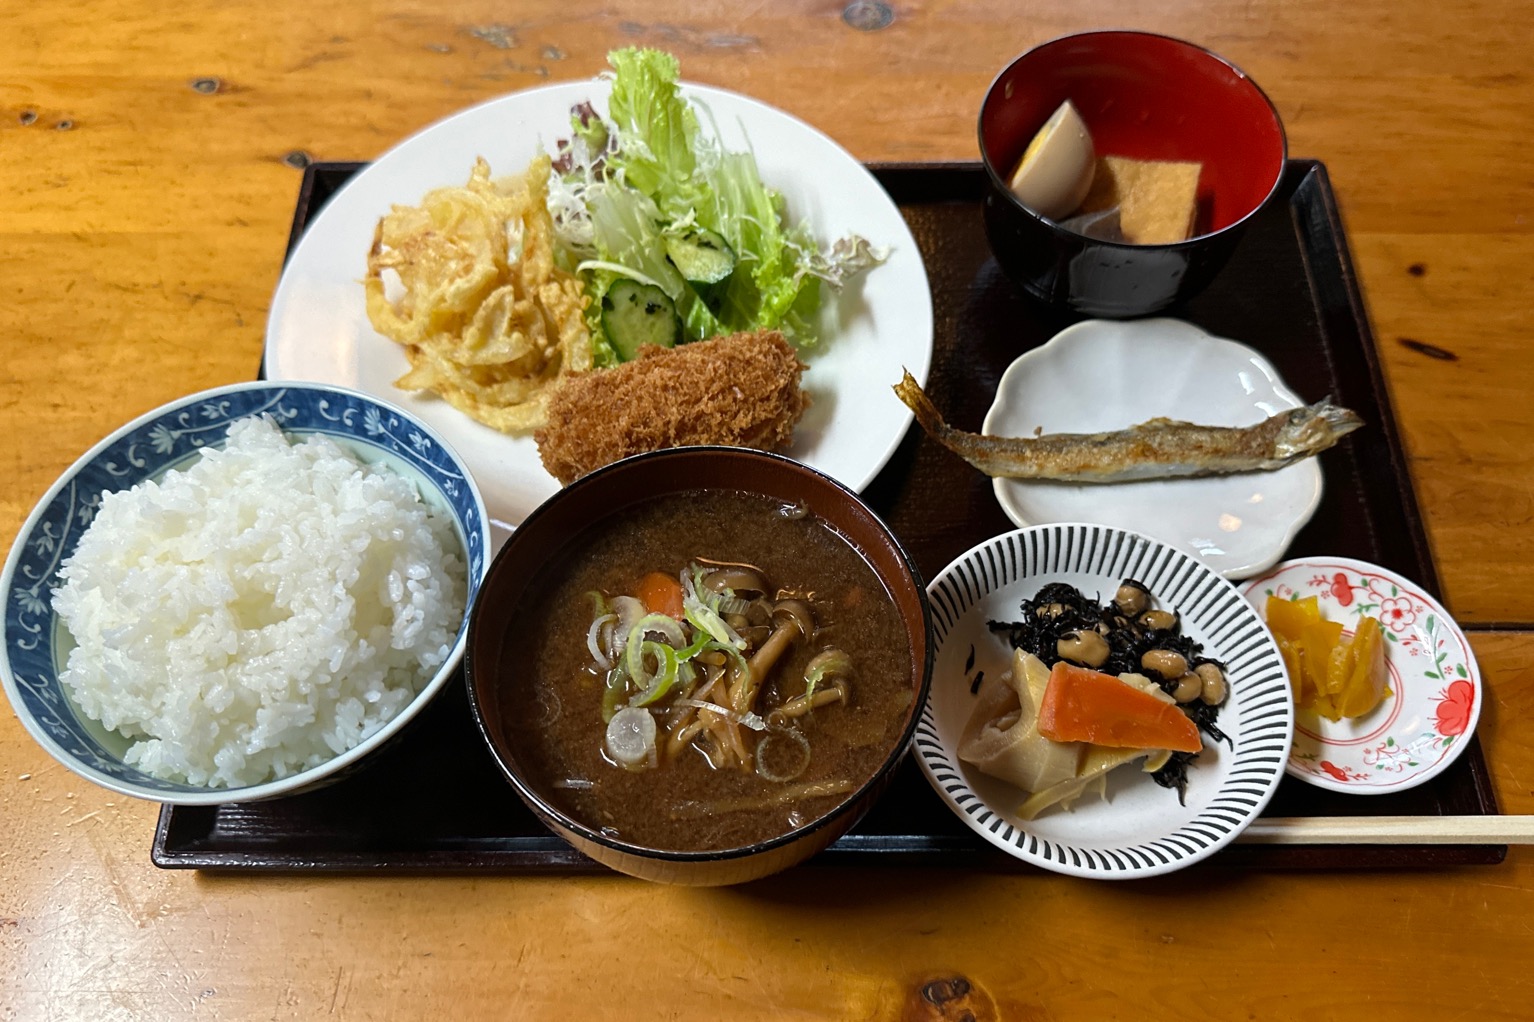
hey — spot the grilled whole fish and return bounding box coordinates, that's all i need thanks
[893,371,1363,483]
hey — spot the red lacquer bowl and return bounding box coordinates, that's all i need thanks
[980,31,1287,317]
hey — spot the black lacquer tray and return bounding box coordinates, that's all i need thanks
[153,160,1503,872]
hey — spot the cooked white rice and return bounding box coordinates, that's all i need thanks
[52,415,469,788]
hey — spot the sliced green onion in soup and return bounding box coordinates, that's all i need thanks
[683,598,746,650]
[715,594,752,617]
[605,706,658,769]
[802,648,853,701]
[587,612,618,670]
[627,612,687,649]
[625,614,685,683]
[600,666,629,723]
[629,641,680,707]
[611,595,646,649]
[682,563,711,606]
[674,630,713,663]
[755,726,811,782]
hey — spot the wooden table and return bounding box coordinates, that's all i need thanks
[4,2,1532,1017]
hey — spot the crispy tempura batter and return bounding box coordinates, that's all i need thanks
[364,156,591,432]
[535,331,809,484]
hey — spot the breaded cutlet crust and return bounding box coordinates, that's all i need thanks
[534,329,809,484]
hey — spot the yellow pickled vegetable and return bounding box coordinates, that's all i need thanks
[1303,619,1344,693]
[1276,633,1307,703]
[1336,617,1389,718]
[1264,595,1392,721]
[1266,594,1321,636]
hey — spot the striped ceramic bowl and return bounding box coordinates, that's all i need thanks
[914,523,1293,878]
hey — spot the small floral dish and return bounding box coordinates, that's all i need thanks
[984,318,1324,580]
[914,522,1292,879]
[1,382,490,805]
[1241,556,1481,794]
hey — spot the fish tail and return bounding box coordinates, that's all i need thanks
[894,370,1012,473]
[893,370,953,439]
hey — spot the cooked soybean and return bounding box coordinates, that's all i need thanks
[1196,662,1228,706]
[1056,629,1110,668]
[1140,648,1189,680]
[1171,672,1203,703]
[1113,580,1150,617]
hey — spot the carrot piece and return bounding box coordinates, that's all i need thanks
[636,571,685,619]
[1036,662,1202,753]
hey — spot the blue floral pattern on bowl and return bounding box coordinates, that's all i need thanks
[2,382,489,802]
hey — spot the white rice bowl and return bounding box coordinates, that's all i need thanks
[51,415,468,789]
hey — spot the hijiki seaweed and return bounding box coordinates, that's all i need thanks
[986,580,1230,802]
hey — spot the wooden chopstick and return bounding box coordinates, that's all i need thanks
[1237,815,1534,845]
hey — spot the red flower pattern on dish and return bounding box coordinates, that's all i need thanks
[1328,573,1353,606]
[1320,760,1350,782]
[1379,595,1418,633]
[1434,680,1475,737]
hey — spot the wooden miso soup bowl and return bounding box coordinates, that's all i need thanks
[464,447,934,886]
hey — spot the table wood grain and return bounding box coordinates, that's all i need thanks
[4,1,1533,1017]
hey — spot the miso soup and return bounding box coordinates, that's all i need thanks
[501,489,916,851]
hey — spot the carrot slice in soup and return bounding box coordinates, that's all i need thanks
[636,571,685,619]
[1036,662,1202,753]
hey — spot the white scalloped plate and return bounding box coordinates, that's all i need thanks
[984,318,1323,580]
[1242,556,1481,794]
[914,523,1293,879]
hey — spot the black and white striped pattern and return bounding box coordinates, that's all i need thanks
[914,523,1293,879]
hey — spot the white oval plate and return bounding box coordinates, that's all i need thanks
[1241,556,1481,794]
[264,79,933,546]
[914,523,1293,879]
[983,318,1323,580]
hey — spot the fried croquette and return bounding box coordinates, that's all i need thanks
[534,330,809,484]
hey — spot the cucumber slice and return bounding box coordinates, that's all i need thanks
[664,228,736,288]
[601,279,680,361]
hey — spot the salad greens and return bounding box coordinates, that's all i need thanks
[549,48,885,367]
